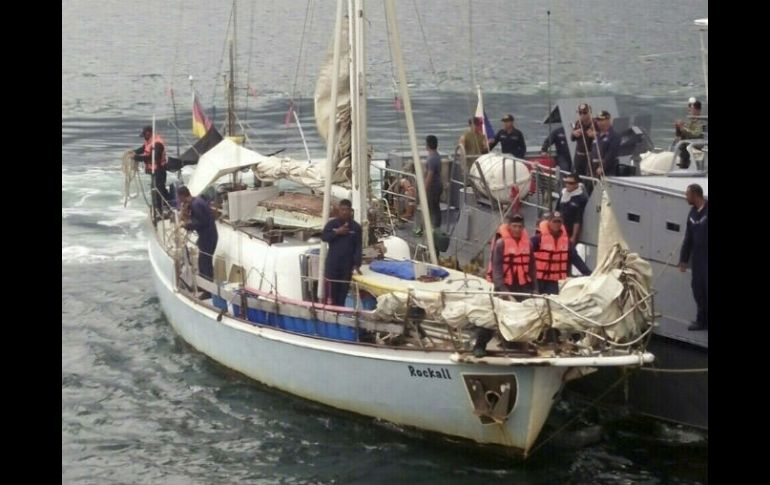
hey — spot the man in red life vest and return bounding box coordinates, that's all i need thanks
[133,125,171,219]
[487,214,533,298]
[530,211,592,295]
[475,214,534,357]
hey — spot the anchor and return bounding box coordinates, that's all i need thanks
[463,374,517,425]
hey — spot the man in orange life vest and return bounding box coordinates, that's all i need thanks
[133,125,171,218]
[488,214,533,299]
[475,214,533,357]
[530,211,592,295]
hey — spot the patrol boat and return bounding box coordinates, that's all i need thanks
[135,0,656,458]
[384,19,708,431]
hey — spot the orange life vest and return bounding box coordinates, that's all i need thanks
[534,229,569,281]
[143,134,167,172]
[486,224,532,286]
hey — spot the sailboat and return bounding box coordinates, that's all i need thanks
[138,0,655,457]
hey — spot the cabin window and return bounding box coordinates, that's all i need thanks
[627,213,641,223]
[666,222,681,232]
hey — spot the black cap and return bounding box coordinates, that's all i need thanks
[510,214,524,224]
[549,211,563,221]
[140,125,152,136]
[501,114,514,122]
[596,110,611,120]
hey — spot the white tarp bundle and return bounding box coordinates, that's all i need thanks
[468,153,531,202]
[372,242,653,343]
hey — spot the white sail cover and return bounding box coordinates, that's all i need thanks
[314,17,352,183]
[468,153,531,202]
[187,138,331,196]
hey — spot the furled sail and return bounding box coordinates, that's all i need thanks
[314,17,352,184]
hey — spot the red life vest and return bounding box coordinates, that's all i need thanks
[534,229,569,281]
[143,134,167,172]
[486,224,532,286]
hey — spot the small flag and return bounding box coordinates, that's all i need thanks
[285,101,295,128]
[192,93,212,138]
[475,86,496,143]
[248,85,258,97]
[394,96,403,112]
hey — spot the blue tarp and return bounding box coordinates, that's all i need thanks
[369,260,449,280]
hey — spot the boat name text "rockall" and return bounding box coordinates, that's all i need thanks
[408,365,451,379]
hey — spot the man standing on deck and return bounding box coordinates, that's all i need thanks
[678,184,708,331]
[571,103,596,177]
[541,125,572,172]
[424,135,443,228]
[133,125,171,219]
[176,186,219,293]
[474,214,534,357]
[322,199,363,307]
[590,110,621,177]
[458,117,489,176]
[674,99,704,169]
[530,211,592,295]
[555,173,589,245]
[489,114,527,159]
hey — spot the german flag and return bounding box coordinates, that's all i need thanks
[192,94,212,138]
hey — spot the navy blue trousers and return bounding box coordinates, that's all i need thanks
[692,266,708,328]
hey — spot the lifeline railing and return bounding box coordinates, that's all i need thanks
[165,229,655,354]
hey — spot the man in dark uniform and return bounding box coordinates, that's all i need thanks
[530,211,591,295]
[541,125,572,172]
[424,135,443,228]
[133,125,171,219]
[555,173,589,244]
[176,186,219,287]
[571,103,596,177]
[322,199,363,307]
[678,184,708,331]
[590,110,621,177]
[489,114,527,158]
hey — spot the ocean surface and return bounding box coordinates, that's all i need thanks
[62,1,708,482]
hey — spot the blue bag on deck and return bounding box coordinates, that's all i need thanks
[369,260,449,280]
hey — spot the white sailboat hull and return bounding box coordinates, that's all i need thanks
[148,234,568,456]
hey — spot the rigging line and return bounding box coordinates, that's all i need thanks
[299,0,316,112]
[383,1,407,154]
[244,0,257,122]
[291,0,314,102]
[211,2,236,111]
[462,0,474,124]
[411,0,437,81]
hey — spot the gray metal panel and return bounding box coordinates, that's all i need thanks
[647,260,706,348]
[605,176,708,197]
[606,184,653,259]
[650,191,689,264]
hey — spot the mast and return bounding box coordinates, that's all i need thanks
[384,0,438,265]
[227,38,236,136]
[695,18,708,102]
[349,0,368,245]
[317,0,346,303]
